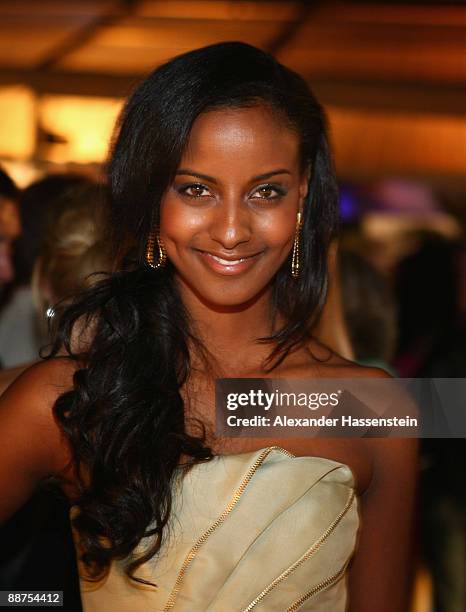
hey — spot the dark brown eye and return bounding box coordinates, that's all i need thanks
[251,184,286,200]
[179,183,210,198]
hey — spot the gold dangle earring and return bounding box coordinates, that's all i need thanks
[291,210,303,279]
[145,226,167,269]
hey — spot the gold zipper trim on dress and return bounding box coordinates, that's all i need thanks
[285,560,350,611]
[162,446,294,611]
[240,488,355,611]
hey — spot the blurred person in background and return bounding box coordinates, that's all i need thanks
[0,174,102,370]
[0,166,21,313]
[32,178,107,343]
[393,232,465,378]
[311,239,355,361]
[394,232,466,612]
[339,248,398,375]
[0,174,107,392]
[0,175,108,612]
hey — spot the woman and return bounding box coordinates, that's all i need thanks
[0,42,417,611]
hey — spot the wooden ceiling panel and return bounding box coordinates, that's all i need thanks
[315,2,466,27]
[0,23,82,67]
[278,21,466,84]
[329,106,466,178]
[281,45,466,85]
[57,19,284,73]
[0,1,116,18]
[136,1,301,22]
[56,46,184,74]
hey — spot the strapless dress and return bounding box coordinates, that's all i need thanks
[73,446,360,611]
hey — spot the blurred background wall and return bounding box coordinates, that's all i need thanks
[1,1,466,185]
[2,1,466,266]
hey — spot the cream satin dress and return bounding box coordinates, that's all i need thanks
[74,446,360,611]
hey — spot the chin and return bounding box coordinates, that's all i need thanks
[199,287,267,310]
[178,273,269,310]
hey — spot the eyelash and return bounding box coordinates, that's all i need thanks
[251,184,287,200]
[178,183,211,198]
[177,183,287,201]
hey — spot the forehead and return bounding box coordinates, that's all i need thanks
[180,105,300,175]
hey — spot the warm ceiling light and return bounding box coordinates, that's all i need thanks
[39,95,123,163]
[0,85,36,160]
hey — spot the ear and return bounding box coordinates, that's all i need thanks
[298,164,312,213]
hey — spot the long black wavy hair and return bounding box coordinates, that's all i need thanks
[48,41,340,584]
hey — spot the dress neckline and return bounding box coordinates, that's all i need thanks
[213,445,295,459]
[179,445,355,481]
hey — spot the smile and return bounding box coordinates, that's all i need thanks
[195,249,263,275]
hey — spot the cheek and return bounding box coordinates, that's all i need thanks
[159,195,207,242]
[255,208,296,249]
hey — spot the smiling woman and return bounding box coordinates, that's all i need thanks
[0,42,417,612]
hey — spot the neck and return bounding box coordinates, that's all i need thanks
[175,277,280,374]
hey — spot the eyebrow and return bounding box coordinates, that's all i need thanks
[175,168,292,184]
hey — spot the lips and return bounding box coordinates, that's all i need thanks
[208,253,252,264]
[195,249,263,275]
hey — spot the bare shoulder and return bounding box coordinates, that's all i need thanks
[3,357,77,409]
[310,353,418,465]
[338,359,419,481]
[287,336,394,379]
[0,357,79,521]
[319,355,393,378]
[0,357,77,477]
[255,339,415,495]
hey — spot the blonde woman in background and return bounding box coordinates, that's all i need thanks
[0,166,21,311]
[0,176,108,394]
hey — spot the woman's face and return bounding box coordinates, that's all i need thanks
[160,104,309,309]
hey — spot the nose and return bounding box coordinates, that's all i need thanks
[209,198,252,250]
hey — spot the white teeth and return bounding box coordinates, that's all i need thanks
[209,254,245,265]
